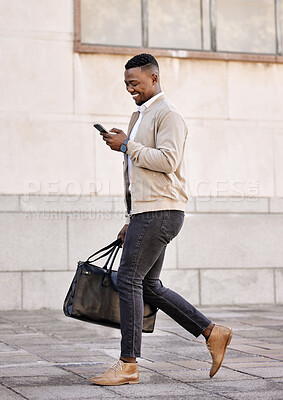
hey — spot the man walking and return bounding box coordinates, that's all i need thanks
[90,54,232,386]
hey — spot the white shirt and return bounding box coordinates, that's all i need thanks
[128,92,164,192]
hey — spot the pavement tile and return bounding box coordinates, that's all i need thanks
[150,366,252,383]
[208,348,253,361]
[255,342,283,350]
[228,336,254,343]
[0,385,24,399]
[0,365,70,378]
[10,384,116,400]
[251,342,283,351]
[223,356,267,363]
[107,380,205,398]
[0,351,43,365]
[248,337,283,345]
[0,327,34,335]
[0,333,62,348]
[64,397,224,400]
[1,306,283,399]
[190,377,282,393]
[43,354,105,364]
[0,342,20,353]
[236,318,283,326]
[270,355,283,361]
[223,360,283,369]
[256,319,283,326]
[138,361,190,372]
[1,373,84,387]
[229,343,282,357]
[229,366,283,378]
[130,397,224,400]
[233,327,275,337]
[141,347,204,363]
[169,359,211,370]
[224,390,283,400]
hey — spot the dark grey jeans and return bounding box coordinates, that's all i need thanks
[117,210,211,358]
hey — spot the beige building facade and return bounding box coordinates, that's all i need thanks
[1,0,283,310]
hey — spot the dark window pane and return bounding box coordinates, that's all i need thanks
[216,0,276,54]
[148,0,203,50]
[81,0,142,47]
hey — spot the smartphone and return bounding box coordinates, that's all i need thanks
[93,123,109,134]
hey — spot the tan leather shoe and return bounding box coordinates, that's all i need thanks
[206,325,233,378]
[89,359,139,386]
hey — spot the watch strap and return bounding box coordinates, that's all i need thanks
[120,138,129,153]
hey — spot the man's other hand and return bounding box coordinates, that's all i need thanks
[101,128,127,151]
[117,224,129,244]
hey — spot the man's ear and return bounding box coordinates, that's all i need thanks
[152,73,158,84]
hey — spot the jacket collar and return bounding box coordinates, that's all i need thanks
[127,112,140,137]
[142,93,165,115]
[127,94,166,136]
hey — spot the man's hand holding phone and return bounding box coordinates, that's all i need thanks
[93,123,127,152]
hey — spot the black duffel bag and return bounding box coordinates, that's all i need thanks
[63,238,158,333]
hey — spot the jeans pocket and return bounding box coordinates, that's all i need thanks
[161,211,184,243]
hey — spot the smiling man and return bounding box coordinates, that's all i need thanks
[90,54,233,386]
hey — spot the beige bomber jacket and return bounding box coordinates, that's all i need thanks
[124,94,189,223]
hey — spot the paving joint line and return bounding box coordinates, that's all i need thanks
[157,328,197,341]
[221,365,267,379]
[0,315,38,334]
[144,343,211,364]
[60,365,89,382]
[0,338,58,367]
[188,382,241,400]
[1,383,29,399]
[138,363,233,399]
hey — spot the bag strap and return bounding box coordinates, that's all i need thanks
[86,238,122,263]
[87,246,115,264]
[107,241,123,274]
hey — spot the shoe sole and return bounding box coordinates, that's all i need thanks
[210,329,233,378]
[89,379,139,386]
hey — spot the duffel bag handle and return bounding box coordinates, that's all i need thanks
[101,242,123,287]
[107,241,123,274]
[86,238,122,263]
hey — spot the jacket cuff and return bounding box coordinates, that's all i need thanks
[126,139,135,155]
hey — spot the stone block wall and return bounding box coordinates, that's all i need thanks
[0,195,282,310]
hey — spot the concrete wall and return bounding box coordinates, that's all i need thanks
[0,0,283,309]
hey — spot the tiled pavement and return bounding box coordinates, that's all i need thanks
[0,306,283,399]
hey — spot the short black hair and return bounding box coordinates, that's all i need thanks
[125,53,159,71]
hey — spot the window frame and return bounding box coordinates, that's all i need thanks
[74,0,283,63]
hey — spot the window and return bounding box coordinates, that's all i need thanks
[75,0,283,61]
[216,0,276,53]
[81,0,142,47]
[147,0,210,51]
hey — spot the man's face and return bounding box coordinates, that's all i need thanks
[124,67,158,106]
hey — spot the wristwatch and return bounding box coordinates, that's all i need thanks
[120,138,129,153]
